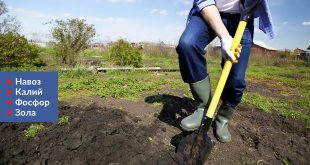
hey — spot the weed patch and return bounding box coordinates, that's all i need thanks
[24,124,46,138]
[59,70,170,100]
[243,93,310,128]
[58,116,70,124]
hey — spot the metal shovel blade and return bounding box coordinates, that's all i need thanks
[174,125,214,165]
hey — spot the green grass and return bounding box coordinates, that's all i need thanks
[80,49,107,57]
[58,69,184,100]
[58,116,70,124]
[24,124,46,138]
[143,55,179,69]
[243,93,310,128]
[242,93,279,112]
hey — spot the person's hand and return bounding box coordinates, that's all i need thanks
[221,35,242,63]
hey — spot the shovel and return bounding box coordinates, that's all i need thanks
[173,0,262,164]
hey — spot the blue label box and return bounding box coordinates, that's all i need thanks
[0,72,58,122]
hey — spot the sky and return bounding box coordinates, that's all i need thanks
[2,0,310,50]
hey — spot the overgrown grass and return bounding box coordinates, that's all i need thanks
[143,55,179,69]
[80,49,107,57]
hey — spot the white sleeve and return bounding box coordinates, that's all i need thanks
[194,0,216,11]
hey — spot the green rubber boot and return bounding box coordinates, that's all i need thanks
[214,102,234,143]
[180,77,211,132]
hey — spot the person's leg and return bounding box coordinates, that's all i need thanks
[176,11,216,131]
[215,14,254,142]
[177,12,216,84]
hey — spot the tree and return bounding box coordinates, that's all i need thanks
[51,18,96,66]
[109,39,143,67]
[0,0,21,34]
[0,33,44,67]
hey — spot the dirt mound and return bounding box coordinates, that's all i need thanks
[0,103,176,165]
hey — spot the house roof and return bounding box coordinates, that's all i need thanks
[307,45,310,50]
[253,40,278,51]
[295,48,308,52]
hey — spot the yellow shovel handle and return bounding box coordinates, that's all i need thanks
[206,20,247,118]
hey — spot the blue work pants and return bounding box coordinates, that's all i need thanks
[176,11,254,107]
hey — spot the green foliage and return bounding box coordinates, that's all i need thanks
[58,70,171,100]
[242,93,276,112]
[0,33,44,67]
[58,116,70,124]
[243,93,310,128]
[80,49,106,57]
[143,55,178,69]
[51,18,96,66]
[109,39,143,67]
[24,124,46,138]
[60,75,166,99]
[59,69,94,79]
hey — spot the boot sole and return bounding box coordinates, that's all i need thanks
[180,124,200,132]
[214,134,231,143]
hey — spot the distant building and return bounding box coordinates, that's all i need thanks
[90,42,107,51]
[293,48,308,55]
[208,41,279,57]
[251,41,278,57]
[292,45,310,62]
[299,45,310,62]
[29,40,47,47]
[130,42,144,49]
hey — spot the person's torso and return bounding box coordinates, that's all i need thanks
[215,0,240,14]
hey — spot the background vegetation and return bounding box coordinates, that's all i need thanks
[50,18,96,66]
[108,39,143,67]
[0,33,44,67]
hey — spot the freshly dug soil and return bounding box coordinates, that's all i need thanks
[0,99,309,165]
[205,104,310,165]
[0,103,176,165]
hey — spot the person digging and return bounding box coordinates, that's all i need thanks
[176,0,274,143]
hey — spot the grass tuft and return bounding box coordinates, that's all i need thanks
[24,124,46,138]
[58,116,70,124]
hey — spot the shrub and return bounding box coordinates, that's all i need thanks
[109,39,143,67]
[50,18,96,66]
[0,33,44,67]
